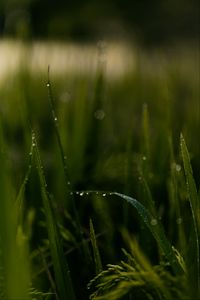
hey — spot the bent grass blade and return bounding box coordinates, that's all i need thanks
[111,192,184,275]
[75,191,184,275]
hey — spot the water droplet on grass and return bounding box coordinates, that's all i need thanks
[176,217,182,224]
[94,109,105,120]
[54,117,58,121]
[175,164,181,172]
[102,193,106,197]
[142,156,147,161]
[150,219,157,226]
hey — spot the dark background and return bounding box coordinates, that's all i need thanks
[0,0,199,45]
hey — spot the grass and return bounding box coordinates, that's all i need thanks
[0,43,199,300]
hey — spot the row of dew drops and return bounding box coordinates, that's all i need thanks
[29,131,183,230]
[71,191,183,226]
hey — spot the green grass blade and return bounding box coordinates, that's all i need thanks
[139,176,157,217]
[111,192,184,275]
[47,69,90,262]
[168,135,186,253]
[89,219,103,275]
[34,132,75,300]
[180,134,199,219]
[15,137,35,225]
[142,103,150,159]
[77,190,184,275]
[47,69,71,195]
[180,133,199,293]
[0,120,30,300]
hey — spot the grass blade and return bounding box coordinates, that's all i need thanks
[46,69,89,260]
[76,190,184,275]
[15,136,35,225]
[111,192,184,275]
[34,132,75,300]
[180,133,199,294]
[0,120,30,300]
[89,219,103,275]
[142,103,150,159]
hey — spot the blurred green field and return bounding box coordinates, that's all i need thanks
[0,41,199,300]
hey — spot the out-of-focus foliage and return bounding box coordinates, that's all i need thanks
[0,0,198,44]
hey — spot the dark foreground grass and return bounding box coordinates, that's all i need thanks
[0,49,199,300]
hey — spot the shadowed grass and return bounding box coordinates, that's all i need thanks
[180,134,199,297]
[34,131,75,300]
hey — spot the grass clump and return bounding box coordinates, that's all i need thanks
[0,47,199,299]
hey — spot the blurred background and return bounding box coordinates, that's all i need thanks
[0,0,199,44]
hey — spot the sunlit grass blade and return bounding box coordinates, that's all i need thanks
[89,219,103,275]
[34,132,75,300]
[180,133,199,294]
[0,120,31,300]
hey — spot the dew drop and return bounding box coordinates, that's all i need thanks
[142,156,147,161]
[94,109,105,120]
[150,219,158,226]
[47,83,50,87]
[176,217,182,225]
[54,117,58,121]
[80,192,84,196]
[175,164,181,172]
[102,193,106,197]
